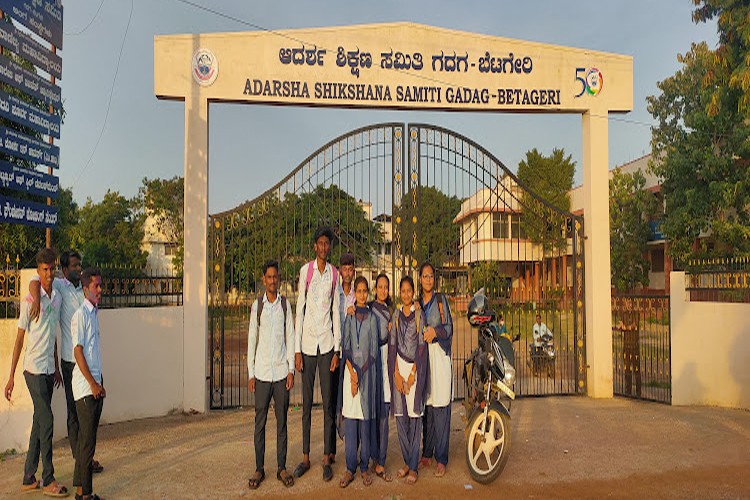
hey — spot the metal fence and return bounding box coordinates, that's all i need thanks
[98,266,183,309]
[611,294,671,404]
[685,257,750,303]
[0,256,21,319]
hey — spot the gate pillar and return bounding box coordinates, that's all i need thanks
[183,95,209,412]
[582,108,613,398]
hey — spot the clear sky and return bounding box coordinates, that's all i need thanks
[57,0,718,213]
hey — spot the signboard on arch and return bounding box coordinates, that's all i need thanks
[0,0,63,230]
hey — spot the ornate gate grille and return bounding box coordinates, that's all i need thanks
[612,294,671,404]
[208,123,586,409]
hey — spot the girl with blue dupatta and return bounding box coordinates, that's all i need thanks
[389,276,429,485]
[418,262,454,478]
[368,273,395,482]
[337,276,382,488]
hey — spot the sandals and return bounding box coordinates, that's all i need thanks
[292,461,310,478]
[277,469,294,488]
[75,495,104,500]
[339,470,355,488]
[405,470,418,485]
[91,460,104,474]
[374,467,393,482]
[21,475,40,494]
[361,471,373,487]
[42,482,69,497]
[434,463,446,477]
[248,469,265,490]
[396,465,410,478]
[418,457,431,470]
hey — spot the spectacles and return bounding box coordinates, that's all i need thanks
[421,274,434,279]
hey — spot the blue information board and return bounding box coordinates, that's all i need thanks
[0,160,59,198]
[0,0,63,49]
[0,56,62,108]
[0,20,62,79]
[0,89,60,138]
[0,125,59,168]
[0,194,58,228]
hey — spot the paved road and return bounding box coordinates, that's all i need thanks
[0,397,748,499]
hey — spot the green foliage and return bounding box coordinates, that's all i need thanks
[517,148,575,252]
[221,185,384,293]
[469,261,511,298]
[138,176,184,274]
[72,191,146,269]
[649,3,750,262]
[609,169,657,292]
[394,186,463,267]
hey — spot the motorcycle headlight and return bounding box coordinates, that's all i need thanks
[503,362,516,386]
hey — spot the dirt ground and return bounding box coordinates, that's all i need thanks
[0,397,748,499]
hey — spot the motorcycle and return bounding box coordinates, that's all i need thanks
[462,288,519,484]
[530,331,556,378]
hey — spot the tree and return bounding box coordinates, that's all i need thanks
[517,148,575,253]
[72,190,146,269]
[469,261,511,298]
[610,169,657,292]
[138,176,184,273]
[648,2,750,263]
[219,185,384,293]
[394,186,463,268]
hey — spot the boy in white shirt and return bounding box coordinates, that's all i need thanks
[71,268,106,500]
[293,226,342,482]
[247,260,295,489]
[4,248,68,496]
[29,250,102,473]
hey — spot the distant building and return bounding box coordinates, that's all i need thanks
[453,153,668,298]
[141,213,178,275]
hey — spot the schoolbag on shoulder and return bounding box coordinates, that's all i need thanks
[256,294,288,334]
[253,293,289,358]
[304,260,338,298]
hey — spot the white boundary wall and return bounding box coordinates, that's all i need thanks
[671,271,750,409]
[0,270,183,452]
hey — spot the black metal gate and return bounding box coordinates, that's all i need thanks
[612,294,671,404]
[208,123,586,409]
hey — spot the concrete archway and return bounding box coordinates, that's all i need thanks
[154,22,633,412]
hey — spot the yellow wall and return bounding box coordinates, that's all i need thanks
[670,271,750,409]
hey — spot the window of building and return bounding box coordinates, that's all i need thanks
[492,213,510,239]
[651,248,665,272]
[164,243,178,257]
[510,214,526,239]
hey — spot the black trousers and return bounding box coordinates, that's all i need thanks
[301,348,336,456]
[23,372,55,486]
[73,395,103,496]
[254,379,290,471]
[61,360,79,458]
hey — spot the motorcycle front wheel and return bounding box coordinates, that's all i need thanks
[465,404,511,484]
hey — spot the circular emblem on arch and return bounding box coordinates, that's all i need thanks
[192,48,219,87]
[585,68,603,96]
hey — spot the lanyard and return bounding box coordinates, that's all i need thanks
[422,294,436,322]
